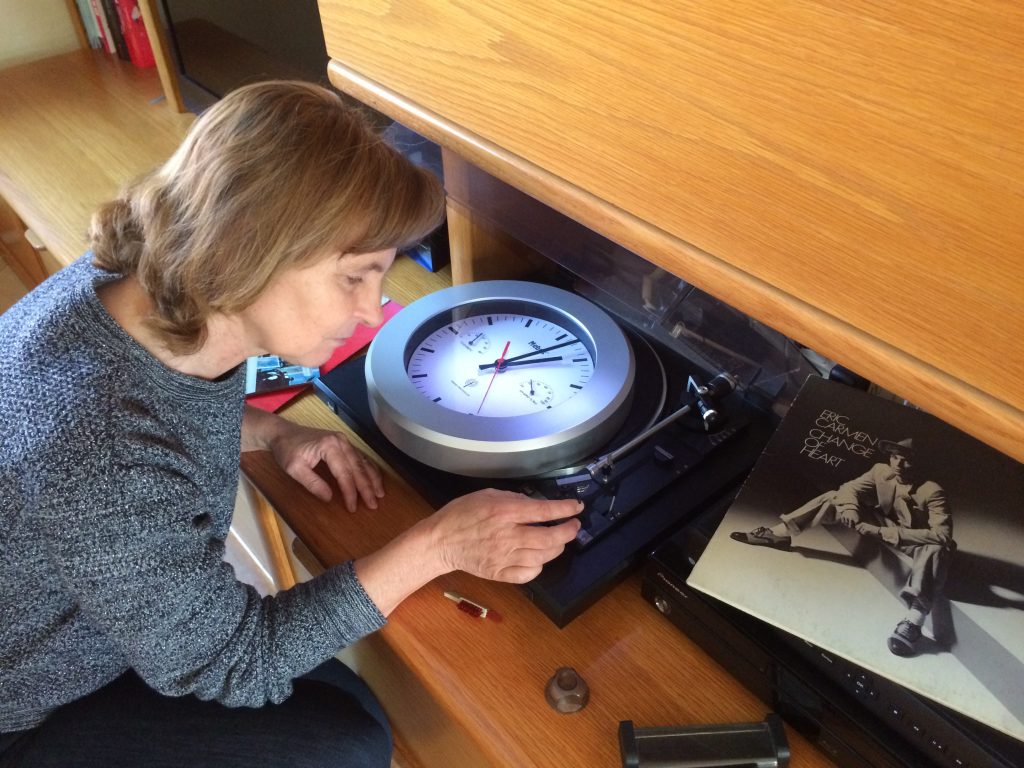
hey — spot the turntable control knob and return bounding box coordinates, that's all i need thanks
[545,667,590,713]
[654,596,671,615]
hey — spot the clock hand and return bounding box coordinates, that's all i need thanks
[476,340,511,415]
[478,339,579,371]
[501,356,563,368]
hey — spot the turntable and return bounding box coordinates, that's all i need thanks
[315,270,799,625]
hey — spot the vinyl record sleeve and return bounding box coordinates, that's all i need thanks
[688,376,1024,742]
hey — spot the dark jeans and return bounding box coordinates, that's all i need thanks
[0,659,391,768]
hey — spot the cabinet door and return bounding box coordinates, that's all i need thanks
[319,0,1024,461]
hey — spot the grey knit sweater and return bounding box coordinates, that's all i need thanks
[0,256,386,732]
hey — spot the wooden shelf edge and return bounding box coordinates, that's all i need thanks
[0,172,79,269]
[327,58,1024,465]
[138,0,188,114]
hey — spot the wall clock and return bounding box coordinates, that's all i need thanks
[365,281,635,477]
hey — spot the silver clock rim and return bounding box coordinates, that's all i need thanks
[365,281,635,478]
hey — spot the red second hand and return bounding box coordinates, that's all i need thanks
[477,340,511,415]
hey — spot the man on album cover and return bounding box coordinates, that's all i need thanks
[731,438,957,657]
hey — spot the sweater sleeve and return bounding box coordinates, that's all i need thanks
[38,443,385,708]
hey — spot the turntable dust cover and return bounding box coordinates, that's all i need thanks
[688,376,1024,742]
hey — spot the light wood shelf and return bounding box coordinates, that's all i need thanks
[0,49,194,271]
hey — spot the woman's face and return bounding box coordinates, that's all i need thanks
[239,248,397,367]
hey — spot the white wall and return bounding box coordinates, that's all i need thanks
[0,0,79,70]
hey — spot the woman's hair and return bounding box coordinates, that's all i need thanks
[90,80,445,354]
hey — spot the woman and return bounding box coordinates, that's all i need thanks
[0,81,581,767]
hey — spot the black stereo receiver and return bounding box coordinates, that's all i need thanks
[641,503,1024,768]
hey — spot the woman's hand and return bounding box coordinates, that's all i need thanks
[242,406,384,511]
[269,423,385,511]
[423,489,582,584]
[354,490,583,616]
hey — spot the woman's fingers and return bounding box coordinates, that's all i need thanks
[272,423,386,512]
[319,439,384,512]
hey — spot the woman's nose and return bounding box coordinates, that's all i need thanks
[360,290,385,327]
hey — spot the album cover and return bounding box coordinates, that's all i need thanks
[244,355,319,396]
[688,375,1024,741]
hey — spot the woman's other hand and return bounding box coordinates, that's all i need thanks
[269,423,385,511]
[242,405,384,511]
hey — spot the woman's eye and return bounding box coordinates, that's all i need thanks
[344,275,364,287]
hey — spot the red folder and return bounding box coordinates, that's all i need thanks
[114,0,156,68]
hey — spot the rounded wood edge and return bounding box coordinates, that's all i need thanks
[327,59,1024,464]
[241,473,298,591]
[138,0,188,114]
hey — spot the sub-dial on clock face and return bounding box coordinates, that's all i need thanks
[407,313,594,417]
[520,379,554,406]
[457,329,491,355]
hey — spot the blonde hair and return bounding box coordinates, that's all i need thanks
[90,80,445,354]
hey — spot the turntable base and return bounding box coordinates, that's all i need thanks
[240,392,837,768]
[316,334,776,626]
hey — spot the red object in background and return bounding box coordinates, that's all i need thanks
[114,0,156,68]
[245,300,404,413]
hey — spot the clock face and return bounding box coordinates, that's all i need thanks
[407,313,594,417]
[365,281,635,478]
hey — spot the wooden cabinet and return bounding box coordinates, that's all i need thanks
[317,0,1023,464]
[309,5,1023,762]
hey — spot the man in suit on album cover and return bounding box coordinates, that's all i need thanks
[731,438,956,657]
